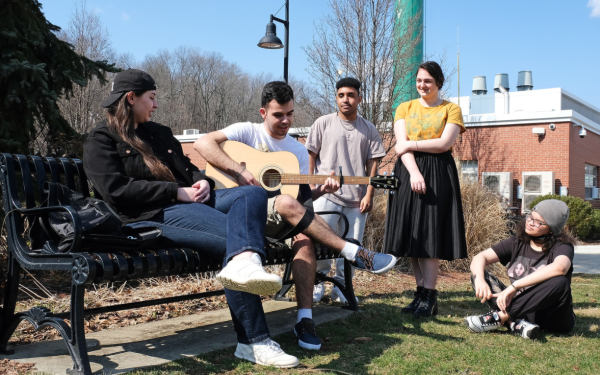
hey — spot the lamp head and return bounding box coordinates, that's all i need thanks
[258,22,283,49]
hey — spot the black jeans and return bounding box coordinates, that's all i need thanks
[471,271,575,333]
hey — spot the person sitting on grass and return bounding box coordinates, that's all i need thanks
[466,199,576,339]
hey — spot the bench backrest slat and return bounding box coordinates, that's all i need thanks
[57,158,77,190]
[41,156,61,184]
[72,158,90,197]
[29,155,49,203]
[15,155,36,209]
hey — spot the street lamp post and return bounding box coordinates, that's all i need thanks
[257,0,289,83]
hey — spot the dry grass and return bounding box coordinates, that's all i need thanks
[362,169,511,274]
[441,173,510,274]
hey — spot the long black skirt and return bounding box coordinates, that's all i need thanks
[383,151,467,261]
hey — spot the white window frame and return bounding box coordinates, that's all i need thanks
[585,164,598,200]
[461,160,478,181]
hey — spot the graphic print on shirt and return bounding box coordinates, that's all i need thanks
[507,255,548,295]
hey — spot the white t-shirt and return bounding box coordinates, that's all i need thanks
[221,122,310,174]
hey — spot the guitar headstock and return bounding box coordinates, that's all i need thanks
[369,175,399,190]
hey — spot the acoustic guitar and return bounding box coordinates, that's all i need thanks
[205,141,398,198]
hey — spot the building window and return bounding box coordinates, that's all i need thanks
[461,160,478,181]
[585,164,598,200]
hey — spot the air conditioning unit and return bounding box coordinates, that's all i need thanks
[482,172,513,204]
[522,171,555,213]
[183,129,200,135]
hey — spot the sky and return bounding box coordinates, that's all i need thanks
[41,0,600,107]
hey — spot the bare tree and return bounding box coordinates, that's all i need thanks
[303,0,424,166]
[57,0,116,135]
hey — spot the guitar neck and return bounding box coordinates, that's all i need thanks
[281,174,370,185]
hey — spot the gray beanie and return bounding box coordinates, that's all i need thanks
[532,199,570,235]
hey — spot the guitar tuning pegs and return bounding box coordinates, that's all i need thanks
[383,171,387,176]
[391,172,395,176]
[377,184,381,188]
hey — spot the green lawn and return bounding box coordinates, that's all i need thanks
[127,274,600,375]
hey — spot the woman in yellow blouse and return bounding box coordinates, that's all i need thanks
[384,61,467,318]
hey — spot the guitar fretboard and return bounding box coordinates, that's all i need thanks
[280,174,370,185]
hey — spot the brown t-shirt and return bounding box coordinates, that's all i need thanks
[305,113,386,207]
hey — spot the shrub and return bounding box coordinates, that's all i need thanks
[529,194,599,239]
[443,175,510,273]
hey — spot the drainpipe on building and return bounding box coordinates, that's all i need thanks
[498,85,509,114]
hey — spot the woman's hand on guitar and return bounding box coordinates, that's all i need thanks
[192,180,211,203]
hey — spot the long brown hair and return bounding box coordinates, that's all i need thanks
[515,219,576,252]
[106,91,176,182]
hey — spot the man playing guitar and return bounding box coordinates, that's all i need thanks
[195,81,397,352]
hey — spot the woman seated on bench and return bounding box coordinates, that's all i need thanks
[83,69,299,368]
[466,199,576,339]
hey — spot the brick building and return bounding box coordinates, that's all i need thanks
[449,78,600,211]
[177,76,600,212]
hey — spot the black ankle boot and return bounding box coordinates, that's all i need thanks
[413,288,438,318]
[401,286,424,315]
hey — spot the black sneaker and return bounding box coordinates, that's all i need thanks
[465,310,504,333]
[294,318,321,350]
[511,319,540,339]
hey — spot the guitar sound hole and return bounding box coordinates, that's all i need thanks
[262,169,281,188]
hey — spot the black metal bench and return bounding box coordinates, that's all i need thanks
[0,153,358,375]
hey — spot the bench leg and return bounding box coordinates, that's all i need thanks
[274,262,294,301]
[0,252,20,354]
[314,260,359,312]
[341,259,359,311]
[66,283,93,375]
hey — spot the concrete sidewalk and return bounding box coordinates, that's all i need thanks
[574,245,600,274]
[1,300,353,375]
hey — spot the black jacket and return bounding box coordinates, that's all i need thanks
[83,120,214,223]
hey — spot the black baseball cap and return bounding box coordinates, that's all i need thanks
[100,69,157,108]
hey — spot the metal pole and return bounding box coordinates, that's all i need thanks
[284,0,289,83]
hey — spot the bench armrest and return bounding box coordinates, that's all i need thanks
[16,205,83,253]
[315,210,349,239]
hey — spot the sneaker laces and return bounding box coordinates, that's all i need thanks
[298,319,317,337]
[254,339,283,354]
[355,248,375,270]
[479,311,502,326]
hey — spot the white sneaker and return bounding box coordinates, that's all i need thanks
[329,286,359,304]
[216,253,282,295]
[234,338,299,368]
[512,319,540,340]
[313,283,325,303]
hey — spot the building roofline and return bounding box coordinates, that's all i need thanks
[560,88,600,116]
[464,109,600,136]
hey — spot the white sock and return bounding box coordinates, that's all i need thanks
[340,242,359,261]
[297,308,312,323]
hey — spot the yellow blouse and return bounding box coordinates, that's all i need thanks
[394,99,465,141]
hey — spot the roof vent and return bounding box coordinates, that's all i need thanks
[472,76,487,95]
[517,71,533,91]
[183,129,200,135]
[494,73,509,92]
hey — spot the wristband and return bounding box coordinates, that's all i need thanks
[510,283,518,290]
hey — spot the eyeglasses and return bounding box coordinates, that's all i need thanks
[526,214,548,228]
